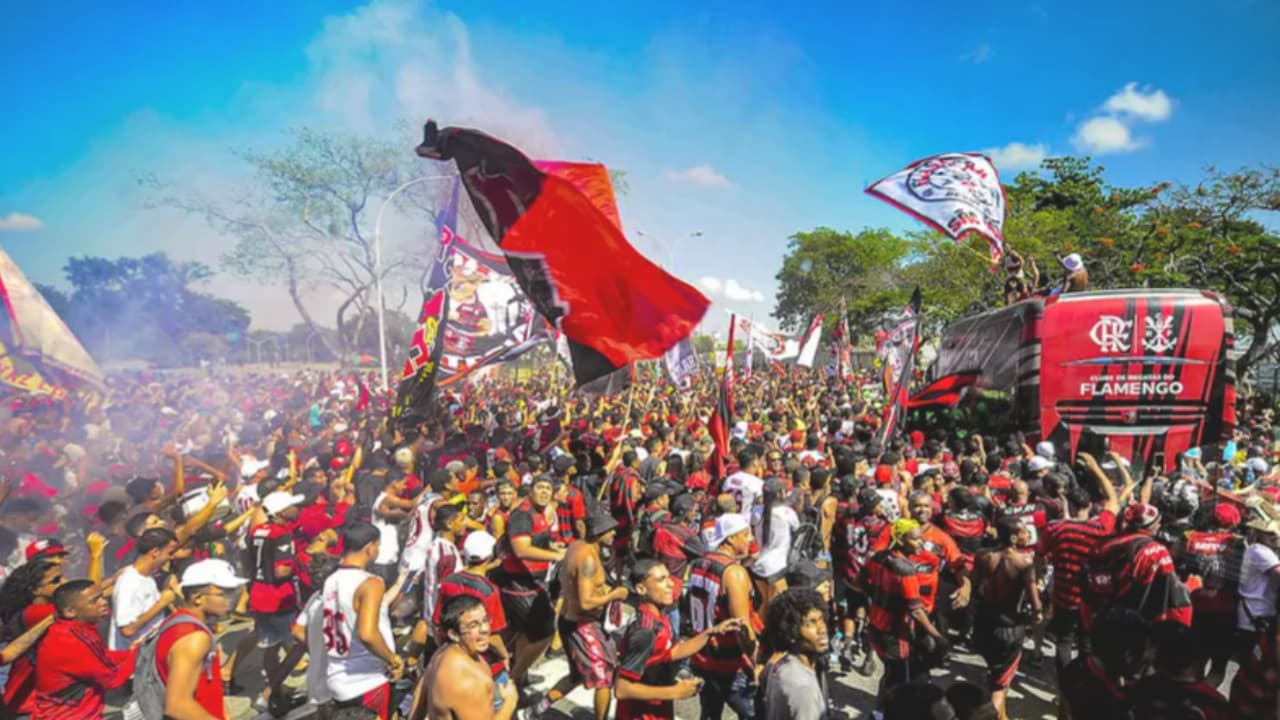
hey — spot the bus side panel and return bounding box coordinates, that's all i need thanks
[1039,293,1230,472]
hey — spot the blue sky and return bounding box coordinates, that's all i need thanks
[2,0,1278,331]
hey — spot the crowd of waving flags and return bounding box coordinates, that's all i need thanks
[393,126,1010,439]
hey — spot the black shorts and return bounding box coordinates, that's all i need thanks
[836,580,870,613]
[1046,605,1084,641]
[499,586,556,642]
[975,614,1025,690]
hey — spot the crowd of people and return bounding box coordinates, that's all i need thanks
[0,363,1278,720]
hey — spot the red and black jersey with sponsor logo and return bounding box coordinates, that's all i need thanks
[1043,510,1116,611]
[616,603,678,720]
[686,553,750,676]
[1085,532,1192,628]
[499,499,555,586]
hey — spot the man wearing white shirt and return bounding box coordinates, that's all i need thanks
[723,449,765,515]
[110,527,178,650]
[1239,519,1280,654]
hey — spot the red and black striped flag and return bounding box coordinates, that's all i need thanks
[414,121,709,387]
[707,315,737,483]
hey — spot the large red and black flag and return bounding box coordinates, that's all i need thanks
[392,177,460,428]
[414,121,709,387]
[878,287,922,443]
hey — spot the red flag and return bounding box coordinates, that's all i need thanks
[709,316,737,483]
[414,122,709,387]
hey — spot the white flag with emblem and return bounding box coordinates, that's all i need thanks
[866,152,1007,260]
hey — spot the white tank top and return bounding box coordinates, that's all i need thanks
[322,567,395,701]
[400,492,442,573]
[372,491,400,565]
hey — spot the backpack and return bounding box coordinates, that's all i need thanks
[652,522,709,576]
[1085,535,1153,611]
[123,614,216,720]
[787,522,825,568]
[635,508,671,556]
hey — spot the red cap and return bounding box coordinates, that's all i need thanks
[875,465,895,485]
[25,539,68,561]
[1212,503,1242,528]
[910,431,925,449]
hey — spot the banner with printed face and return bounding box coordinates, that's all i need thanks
[437,238,549,386]
[866,152,1007,260]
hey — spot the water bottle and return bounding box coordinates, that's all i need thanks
[829,631,844,665]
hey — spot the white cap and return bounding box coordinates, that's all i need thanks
[393,447,414,467]
[240,458,270,479]
[463,531,498,563]
[1246,457,1270,474]
[708,513,751,548]
[1062,253,1084,271]
[262,491,305,516]
[1027,456,1053,473]
[180,559,247,589]
[1035,441,1055,460]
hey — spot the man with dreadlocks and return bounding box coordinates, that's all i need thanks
[861,518,947,701]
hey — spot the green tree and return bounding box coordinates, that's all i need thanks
[774,159,1280,375]
[773,228,913,336]
[690,333,717,355]
[58,253,250,364]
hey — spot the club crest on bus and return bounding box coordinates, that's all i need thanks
[1089,315,1134,353]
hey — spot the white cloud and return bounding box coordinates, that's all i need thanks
[983,142,1048,171]
[1102,82,1173,122]
[664,164,732,188]
[1069,82,1172,157]
[307,0,560,155]
[1072,116,1144,155]
[724,279,765,303]
[699,275,765,303]
[960,43,993,64]
[0,212,43,231]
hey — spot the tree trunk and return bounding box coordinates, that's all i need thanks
[284,256,340,361]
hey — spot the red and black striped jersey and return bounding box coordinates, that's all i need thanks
[1043,510,1116,611]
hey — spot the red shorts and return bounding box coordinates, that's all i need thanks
[558,618,616,690]
[335,683,390,720]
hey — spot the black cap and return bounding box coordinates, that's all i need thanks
[584,509,619,538]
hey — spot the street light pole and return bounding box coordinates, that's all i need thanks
[372,174,455,392]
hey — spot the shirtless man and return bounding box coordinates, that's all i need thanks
[972,516,1042,720]
[531,511,627,720]
[412,595,518,720]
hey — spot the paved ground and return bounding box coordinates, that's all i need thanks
[106,619,1063,720]
[105,619,1232,720]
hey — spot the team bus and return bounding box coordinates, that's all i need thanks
[910,289,1237,472]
